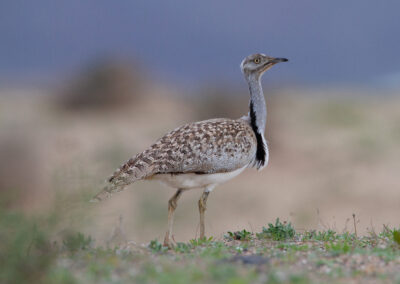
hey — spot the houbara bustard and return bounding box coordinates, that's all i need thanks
[91,53,288,247]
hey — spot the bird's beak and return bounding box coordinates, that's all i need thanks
[270,57,289,64]
[260,57,288,73]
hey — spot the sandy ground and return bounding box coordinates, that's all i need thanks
[0,87,399,245]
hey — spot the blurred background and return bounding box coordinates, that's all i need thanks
[1,0,400,245]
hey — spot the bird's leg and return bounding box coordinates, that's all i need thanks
[198,188,212,239]
[163,189,183,248]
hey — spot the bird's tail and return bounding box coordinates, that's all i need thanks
[89,183,127,203]
[90,152,156,202]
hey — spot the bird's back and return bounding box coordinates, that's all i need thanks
[111,118,256,183]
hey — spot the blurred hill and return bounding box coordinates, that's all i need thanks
[57,59,145,111]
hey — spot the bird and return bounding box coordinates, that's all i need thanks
[91,53,288,248]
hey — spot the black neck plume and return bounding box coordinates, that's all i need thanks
[249,101,266,168]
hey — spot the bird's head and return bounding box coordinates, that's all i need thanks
[240,53,288,79]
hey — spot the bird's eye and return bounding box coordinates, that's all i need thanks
[254,58,261,64]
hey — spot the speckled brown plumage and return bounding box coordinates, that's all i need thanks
[91,118,257,201]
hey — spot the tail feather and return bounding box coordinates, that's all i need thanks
[90,153,156,202]
[90,183,127,202]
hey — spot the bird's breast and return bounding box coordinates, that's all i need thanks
[151,165,247,189]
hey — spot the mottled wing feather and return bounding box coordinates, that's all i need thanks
[152,118,256,173]
[114,118,256,179]
[91,118,257,202]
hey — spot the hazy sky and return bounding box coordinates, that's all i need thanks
[1,1,400,87]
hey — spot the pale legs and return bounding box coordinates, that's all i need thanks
[198,185,215,239]
[163,189,183,247]
[163,185,215,248]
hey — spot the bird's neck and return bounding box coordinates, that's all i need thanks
[247,75,266,134]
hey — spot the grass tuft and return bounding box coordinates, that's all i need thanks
[393,230,400,245]
[0,210,74,284]
[257,218,296,241]
[62,232,94,253]
[148,239,169,253]
[225,229,253,241]
[189,236,214,247]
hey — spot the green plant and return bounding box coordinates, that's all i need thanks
[225,229,253,241]
[62,232,93,253]
[277,243,309,252]
[174,242,192,253]
[377,226,400,246]
[393,230,400,245]
[189,236,214,247]
[325,240,351,255]
[317,230,338,241]
[257,218,296,241]
[303,229,337,241]
[378,225,394,240]
[46,268,77,284]
[336,232,356,241]
[148,239,168,253]
[199,241,230,259]
[0,210,58,284]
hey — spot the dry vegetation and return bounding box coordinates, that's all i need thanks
[0,81,400,283]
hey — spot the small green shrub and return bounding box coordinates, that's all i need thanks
[148,239,168,253]
[303,229,337,241]
[199,241,230,259]
[316,230,338,241]
[62,232,93,253]
[325,240,351,255]
[225,229,253,241]
[277,243,309,252]
[257,218,296,241]
[0,210,58,284]
[336,232,356,241]
[189,237,214,247]
[393,230,400,245]
[46,268,77,284]
[174,242,192,253]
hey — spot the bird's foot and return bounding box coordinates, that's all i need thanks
[163,241,173,249]
[163,234,177,249]
[163,239,177,249]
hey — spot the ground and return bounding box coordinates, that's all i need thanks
[2,212,400,284]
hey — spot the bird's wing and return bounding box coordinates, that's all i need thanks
[91,118,257,202]
[114,118,256,179]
